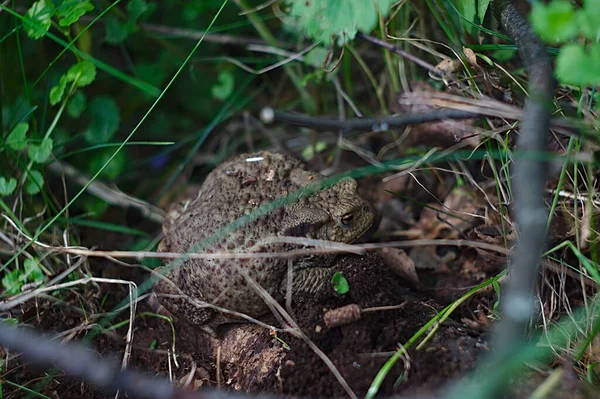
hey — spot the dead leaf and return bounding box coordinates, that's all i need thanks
[417,187,483,239]
[377,247,420,284]
[434,58,460,75]
[395,82,479,148]
[463,47,477,67]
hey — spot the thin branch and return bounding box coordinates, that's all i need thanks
[456,1,556,398]
[26,239,510,262]
[0,323,195,399]
[357,32,436,73]
[260,107,478,133]
[47,161,166,224]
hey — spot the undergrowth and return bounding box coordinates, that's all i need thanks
[0,0,599,398]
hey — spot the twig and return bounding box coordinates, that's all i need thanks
[47,161,165,224]
[139,22,265,46]
[398,91,589,139]
[357,33,436,73]
[241,271,359,399]
[260,107,478,133]
[24,8,267,46]
[493,0,555,349]
[0,323,193,399]
[454,1,556,398]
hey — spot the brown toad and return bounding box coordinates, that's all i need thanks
[154,151,376,334]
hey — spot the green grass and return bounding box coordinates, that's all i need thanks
[1,0,599,397]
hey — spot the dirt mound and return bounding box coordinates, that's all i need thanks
[140,252,486,397]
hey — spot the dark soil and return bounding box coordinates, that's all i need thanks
[2,252,487,398]
[278,253,486,398]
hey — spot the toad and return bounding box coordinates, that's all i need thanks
[153,151,376,334]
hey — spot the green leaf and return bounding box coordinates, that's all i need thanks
[556,43,600,86]
[211,71,235,100]
[301,141,327,160]
[50,61,96,106]
[287,0,396,45]
[88,148,126,180]
[57,0,94,27]
[84,97,121,144]
[128,0,149,21]
[22,259,44,284]
[104,1,148,45]
[67,91,87,118]
[0,177,17,196]
[136,63,167,86]
[2,318,19,326]
[50,75,69,105]
[66,60,97,87]
[50,128,69,156]
[456,0,476,24]
[28,138,53,163]
[25,170,44,195]
[2,269,23,295]
[478,0,493,23]
[531,1,578,42]
[24,0,53,39]
[105,16,131,44]
[6,122,29,150]
[331,271,350,294]
[578,0,600,39]
[304,47,328,68]
[491,49,517,62]
[82,196,110,216]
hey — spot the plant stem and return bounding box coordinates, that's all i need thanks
[233,0,316,113]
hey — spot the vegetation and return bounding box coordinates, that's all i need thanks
[0,0,599,398]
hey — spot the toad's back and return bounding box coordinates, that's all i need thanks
[164,152,306,252]
[155,151,376,331]
[157,152,313,325]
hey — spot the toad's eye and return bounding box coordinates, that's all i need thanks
[340,213,354,227]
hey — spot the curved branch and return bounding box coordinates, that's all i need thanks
[260,107,477,133]
[484,0,556,396]
[0,323,194,399]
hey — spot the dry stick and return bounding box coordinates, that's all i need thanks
[398,91,590,139]
[260,107,478,133]
[13,235,593,287]
[461,1,555,398]
[0,323,196,399]
[356,32,436,73]
[5,208,592,289]
[48,9,266,46]
[240,271,360,399]
[47,161,166,224]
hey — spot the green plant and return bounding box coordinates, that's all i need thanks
[454,0,493,32]
[331,271,350,294]
[285,0,397,45]
[1,258,45,295]
[2,1,106,198]
[530,0,600,88]
[104,0,153,44]
[2,122,52,195]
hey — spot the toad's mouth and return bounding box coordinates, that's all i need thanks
[346,212,380,244]
[352,218,379,244]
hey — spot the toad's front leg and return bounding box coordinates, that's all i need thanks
[279,260,337,299]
